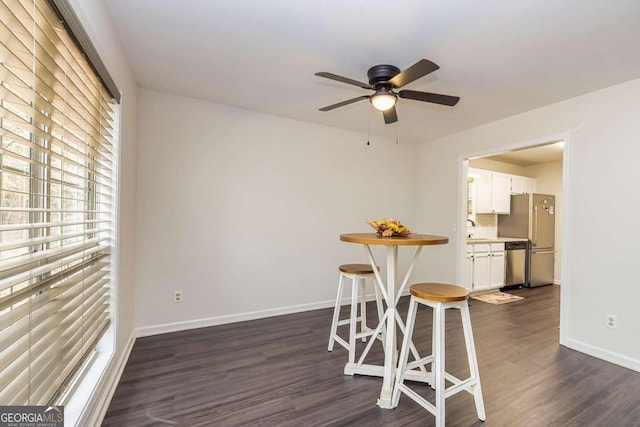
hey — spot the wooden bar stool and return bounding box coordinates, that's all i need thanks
[328,264,384,366]
[392,283,485,427]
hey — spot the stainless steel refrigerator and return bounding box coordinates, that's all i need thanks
[498,193,555,287]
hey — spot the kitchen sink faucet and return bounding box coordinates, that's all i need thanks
[467,218,476,238]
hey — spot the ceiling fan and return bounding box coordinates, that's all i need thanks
[315,59,460,124]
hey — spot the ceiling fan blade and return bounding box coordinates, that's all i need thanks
[383,106,398,124]
[389,59,440,88]
[398,90,460,106]
[319,95,369,111]
[315,72,373,89]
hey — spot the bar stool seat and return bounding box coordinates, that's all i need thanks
[392,283,485,427]
[328,264,384,368]
[337,264,375,275]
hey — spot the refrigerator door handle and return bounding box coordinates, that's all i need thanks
[532,205,538,246]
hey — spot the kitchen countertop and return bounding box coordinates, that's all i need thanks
[466,237,528,244]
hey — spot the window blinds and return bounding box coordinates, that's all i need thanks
[0,0,116,405]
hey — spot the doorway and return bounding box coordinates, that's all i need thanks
[458,137,567,338]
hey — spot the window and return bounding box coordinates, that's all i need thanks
[1,0,118,405]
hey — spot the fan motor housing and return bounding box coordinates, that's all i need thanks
[315,58,459,123]
[367,65,401,87]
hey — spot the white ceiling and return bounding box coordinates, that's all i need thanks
[104,0,640,144]
[483,142,564,166]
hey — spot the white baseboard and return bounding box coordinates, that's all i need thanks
[136,291,400,338]
[79,332,137,427]
[562,337,640,373]
[136,299,336,338]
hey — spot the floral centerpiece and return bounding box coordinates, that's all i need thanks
[367,218,412,237]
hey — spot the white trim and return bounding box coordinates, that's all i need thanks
[563,338,640,373]
[456,159,470,287]
[558,134,571,346]
[73,332,136,427]
[136,290,408,338]
[136,299,335,337]
[457,132,571,345]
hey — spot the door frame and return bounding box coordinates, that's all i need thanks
[457,132,571,345]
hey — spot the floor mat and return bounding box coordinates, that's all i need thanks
[471,291,524,305]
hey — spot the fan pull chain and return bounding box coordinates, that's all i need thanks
[396,121,399,144]
[366,108,371,146]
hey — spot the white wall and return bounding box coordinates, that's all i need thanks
[134,88,416,333]
[67,0,138,424]
[413,77,640,371]
[524,161,563,283]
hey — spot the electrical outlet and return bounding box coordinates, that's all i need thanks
[606,314,617,329]
[174,290,183,303]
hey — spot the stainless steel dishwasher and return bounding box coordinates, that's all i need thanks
[503,241,528,289]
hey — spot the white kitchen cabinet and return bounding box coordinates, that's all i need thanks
[476,173,511,214]
[510,176,524,194]
[467,242,505,291]
[463,245,474,290]
[472,248,491,291]
[510,176,536,194]
[488,243,505,289]
[523,177,536,194]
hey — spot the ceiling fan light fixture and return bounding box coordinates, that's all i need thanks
[316,59,458,124]
[370,89,397,111]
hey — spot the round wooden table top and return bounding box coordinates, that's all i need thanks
[340,233,449,246]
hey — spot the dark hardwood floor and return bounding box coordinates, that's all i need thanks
[103,286,640,426]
